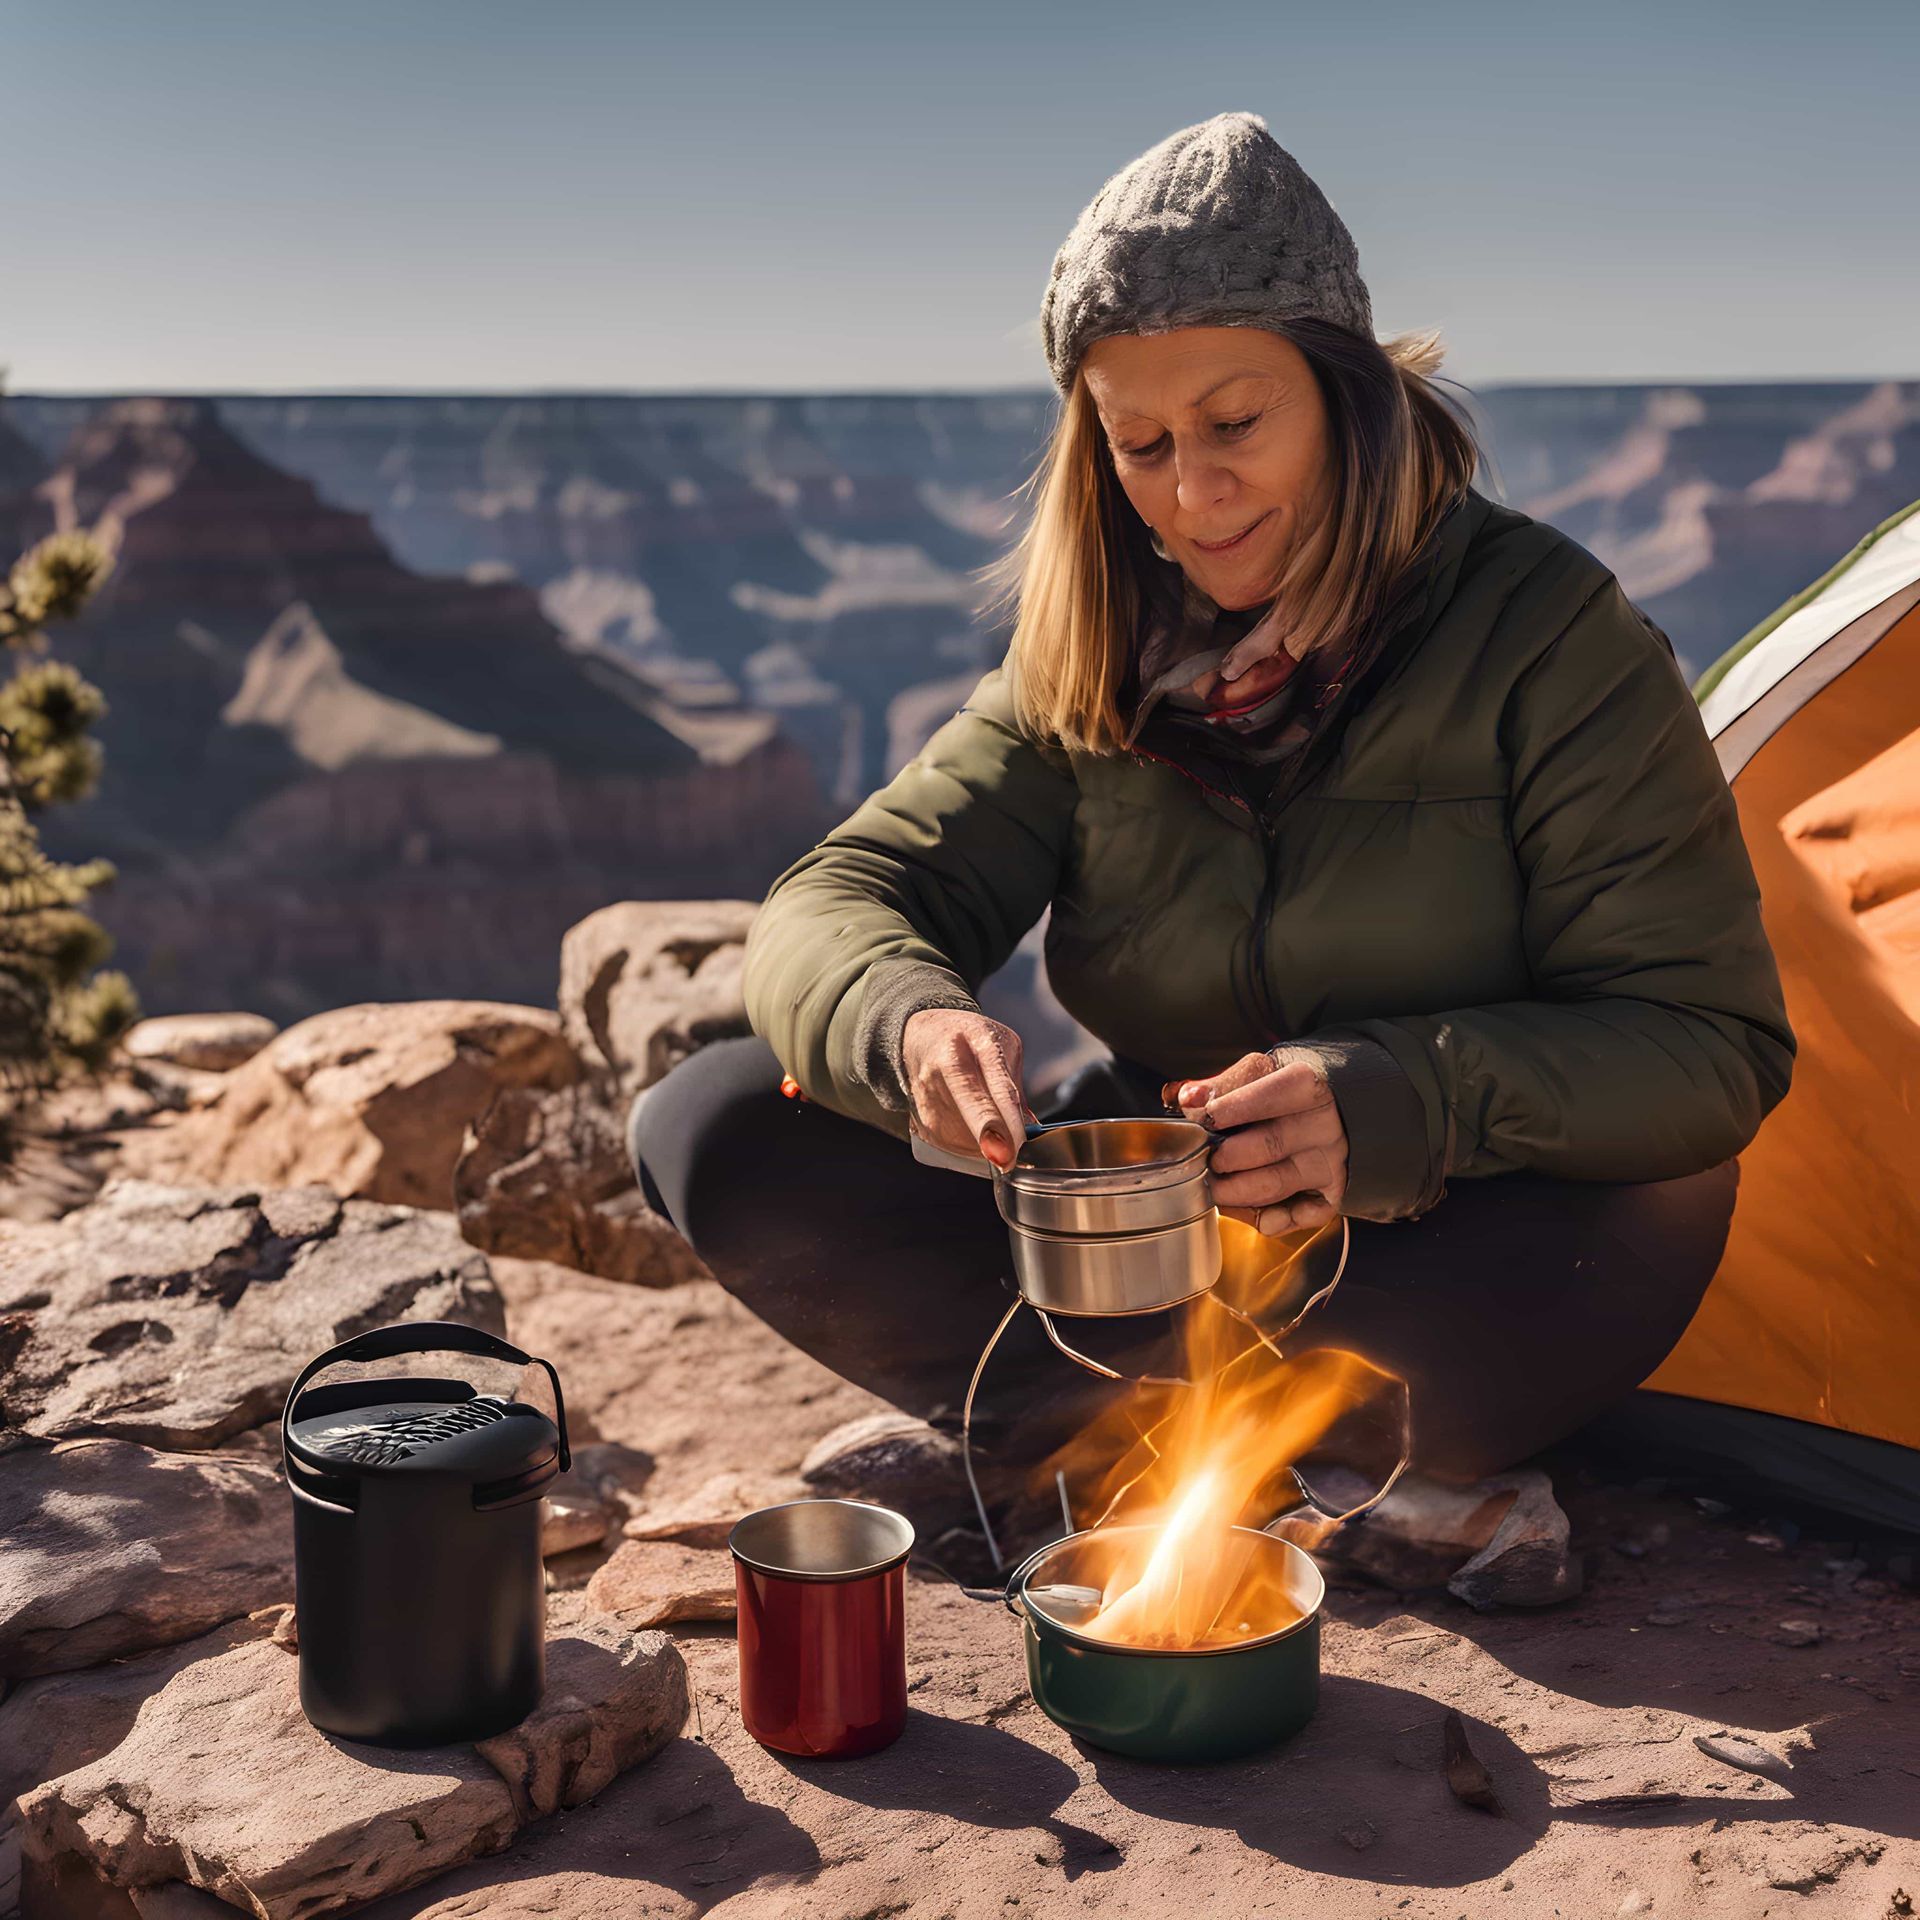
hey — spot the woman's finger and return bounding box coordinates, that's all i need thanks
[935,1031,1026,1168]
[911,1067,980,1158]
[1207,1108,1341,1176]
[1206,1057,1331,1130]
[1256,1194,1336,1235]
[1213,1140,1347,1206]
[1220,1196,1338,1237]
[1169,1050,1271,1115]
[961,1028,1029,1166]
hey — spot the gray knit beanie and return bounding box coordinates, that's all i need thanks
[1039,111,1374,394]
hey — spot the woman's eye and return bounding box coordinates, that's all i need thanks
[1116,436,1166,461]
[1218,414,1260,438]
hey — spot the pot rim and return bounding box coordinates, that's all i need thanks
[1003,1210,1216,1245]
[1002,1120,1212,1193]
[1012,1522,1325,1658]
[729,1497,915,1582]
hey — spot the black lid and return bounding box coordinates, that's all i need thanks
[287,1380,560,1485]
[281,1322,571,1503]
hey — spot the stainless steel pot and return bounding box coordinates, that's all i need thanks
[914,1117,1219,1317]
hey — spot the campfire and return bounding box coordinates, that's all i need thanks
[1046,1217,1407,1651]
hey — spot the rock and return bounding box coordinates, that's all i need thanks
[119,1001,577,1211]
[539,1441,657,1558]
[1338,1819,1376,1851]
[1693,1730,1793,1780]
[585,1541,737,1628]
[17,1620,686,1920]
[542,1483,615,1559]
[454,1081,707,1287]
[123,1013,279,1074]
[0,1438,293,1678]
[1271,1466,1508,1585]
[1269,1466,1580,1607]
[1,1618,272,1833]
[473,1611,689,1823]
[1448,1472,1582,1610]
[800,1410,969,1534]
[622,1469,808,1550]
[131,1883,243,1918]
[1766,1839,1884,1892]
[0,1178,504,1450]
[1440,1709,1504,1815]
[559,901,756,1107]
[1774,1617,1823,1647]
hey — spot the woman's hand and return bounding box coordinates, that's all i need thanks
[902,1009,1033,1171]
[1169,1048,1348,1234]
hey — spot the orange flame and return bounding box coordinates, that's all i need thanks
[1046,1216,1403,1650]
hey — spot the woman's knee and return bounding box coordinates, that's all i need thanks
[626,1034,782,1235]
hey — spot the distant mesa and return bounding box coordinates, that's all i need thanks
[2,379,1914,1021]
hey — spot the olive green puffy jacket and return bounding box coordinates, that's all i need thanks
[744,487,1795,1221]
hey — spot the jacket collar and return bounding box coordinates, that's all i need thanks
[1124,484,1494,811]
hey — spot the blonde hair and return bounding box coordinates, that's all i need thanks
[983,323,1482,754]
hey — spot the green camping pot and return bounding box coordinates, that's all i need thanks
[1004,1524,1325,1763]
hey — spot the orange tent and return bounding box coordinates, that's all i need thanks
[1636,500,1920,1521]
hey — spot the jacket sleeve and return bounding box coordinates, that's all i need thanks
[743,668,1079,1137]
[1316,574,1796,1219]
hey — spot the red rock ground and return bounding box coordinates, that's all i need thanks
[343,1261,1920,1920]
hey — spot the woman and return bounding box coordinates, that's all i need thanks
[630,112,1793,1486]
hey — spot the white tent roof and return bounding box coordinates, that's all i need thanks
[1698,501,1920,777]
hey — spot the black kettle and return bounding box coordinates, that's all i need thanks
[281,1321,571,1747]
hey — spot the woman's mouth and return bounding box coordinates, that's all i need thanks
[1189,511,1272,556]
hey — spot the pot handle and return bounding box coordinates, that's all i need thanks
[909,1118,1056,1179]
[281,1320,571,1474]
[996,1540,1059,1620]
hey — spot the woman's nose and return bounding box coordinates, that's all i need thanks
[1172,445,1233,518]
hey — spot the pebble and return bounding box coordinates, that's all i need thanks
[1339,1820,1377,1852]
[1774,1618,1823,1648]
[1618,1892,1651,1916]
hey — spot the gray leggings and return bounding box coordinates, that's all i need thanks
[629,1036,1737,1483]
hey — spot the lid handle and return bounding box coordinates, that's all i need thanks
[281,1319,570,1473]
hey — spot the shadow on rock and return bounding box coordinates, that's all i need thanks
[1438,1609,1920,1845]
[1087,1675,1547,1886]
[354,1736,820,1917]
[774,1709,1123,1879]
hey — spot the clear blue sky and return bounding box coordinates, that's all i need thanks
[8,0,1914,393]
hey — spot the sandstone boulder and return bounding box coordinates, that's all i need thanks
[621,1468,808,1550]
[0,1438,293,1678]
[0,1179,504,1450]
[119,1001,577,1211]
[1271,1466,1581,1608]
[17,1616,685,1920]
[474,1607,689,1823]
[585,1541,737,1628]
[123,1012,279,1074]
[1,1618,270,1820]
[542,1484,614,1559]
[800,1410,970,1535]
[559,901,755,1107]
[454,1082,707,1287]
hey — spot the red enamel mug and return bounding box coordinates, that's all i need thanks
[730,1498,914,1758]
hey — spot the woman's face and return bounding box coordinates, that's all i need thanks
[1082,326,1332,617]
